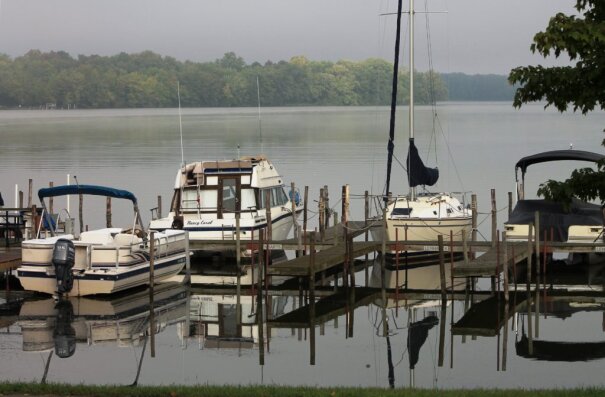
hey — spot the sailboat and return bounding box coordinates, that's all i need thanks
[371,0,472,262]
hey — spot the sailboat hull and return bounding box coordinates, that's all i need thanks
[371,194,473,264]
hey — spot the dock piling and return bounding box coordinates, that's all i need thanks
[491,189,497,247]
[106,197,112,228]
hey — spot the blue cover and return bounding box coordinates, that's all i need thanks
[38,185,138,204]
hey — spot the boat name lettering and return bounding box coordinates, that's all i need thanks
[186,220,214,226]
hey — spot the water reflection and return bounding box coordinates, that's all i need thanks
[2,259,605,388]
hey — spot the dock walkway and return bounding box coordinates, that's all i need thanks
[453,242,529,278]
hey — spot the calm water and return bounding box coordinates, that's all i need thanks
[1,104,605,389]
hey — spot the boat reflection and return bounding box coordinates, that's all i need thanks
[16,282,188,355]
[515,297,605,362]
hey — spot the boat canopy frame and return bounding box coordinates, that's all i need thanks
[37,184,143,237]
[515,150,605,199]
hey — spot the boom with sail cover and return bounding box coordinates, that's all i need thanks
[407,139,439,187]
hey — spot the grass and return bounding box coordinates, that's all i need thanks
[1,383,605,397]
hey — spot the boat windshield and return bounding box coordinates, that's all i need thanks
[259,186,289,208]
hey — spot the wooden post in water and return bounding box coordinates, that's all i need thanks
[303,186,309,247]
[149,230,156,358]
[438,235,446,299]
[364,190,369,285]
[157,195,162,219]
[527,224,533,284]
[31,204,38,239]
[324,185,330,230]
[349,232,355,288]
[291,182,297,241]
[341,185,350,224]
[309,231,316,365]
[534,211,540,276]
[106,197,112,228]
[491,189,497,247]
[381,208,387,337]
[236,212,241,325]
[318,188,325,242]
[78,193,84,235]
[471,194,477,259]
[503,231,509,305]
[438,297,446,367]
[28,179,33,208]
[49,182,54,215]
[258,229,265,366]
[264,190,272,288]
[184,230,190,284]
[462,230,469,265]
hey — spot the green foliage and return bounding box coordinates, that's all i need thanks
[509,0,605,206]
[509,0,605,114]
[0,51,451,109]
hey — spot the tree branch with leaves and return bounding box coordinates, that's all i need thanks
[509,0,605,207]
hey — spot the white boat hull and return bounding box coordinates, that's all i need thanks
[371,194,472,261]
[17,229,188,296]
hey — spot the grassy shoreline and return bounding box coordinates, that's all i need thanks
[1,383,605,397]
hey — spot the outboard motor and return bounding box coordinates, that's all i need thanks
[53,300,76,358]
[52,239,75,294]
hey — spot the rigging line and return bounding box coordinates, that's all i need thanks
[423,0,439,167]
[435,115,466,192]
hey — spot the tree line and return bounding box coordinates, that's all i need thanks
[0,50,512,109]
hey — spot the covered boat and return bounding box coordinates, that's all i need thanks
[504,150,605,243]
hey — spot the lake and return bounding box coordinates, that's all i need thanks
[1,103,605,389]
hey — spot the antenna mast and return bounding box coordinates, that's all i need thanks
[257,76,262,144]
[178,81,184,167]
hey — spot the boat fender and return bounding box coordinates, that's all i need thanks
[289,189,301,206]
[52,239,75,294]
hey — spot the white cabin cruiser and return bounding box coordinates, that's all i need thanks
[16,185,187,296]
[150,156,302,255]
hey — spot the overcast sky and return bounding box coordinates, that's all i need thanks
[0,0,576,75]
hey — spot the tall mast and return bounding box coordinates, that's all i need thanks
[384,0,404,204]
[409,0,416,201]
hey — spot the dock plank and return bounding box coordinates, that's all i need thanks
[267,241,379,277]
[454,243,529,277]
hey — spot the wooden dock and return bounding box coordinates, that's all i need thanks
[453,242,529,278]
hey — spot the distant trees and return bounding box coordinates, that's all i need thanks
[0,50,510,109]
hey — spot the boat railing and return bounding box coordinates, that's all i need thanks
[86,233,176,269]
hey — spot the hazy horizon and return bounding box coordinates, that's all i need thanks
[0,0,577,75]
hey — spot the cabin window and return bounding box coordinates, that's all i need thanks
[274,187,289,206]
[392,208,412,216]
[181,189,217,210]
[258,187,288,208]
[241,189,256,210]
[222,179,237,213]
